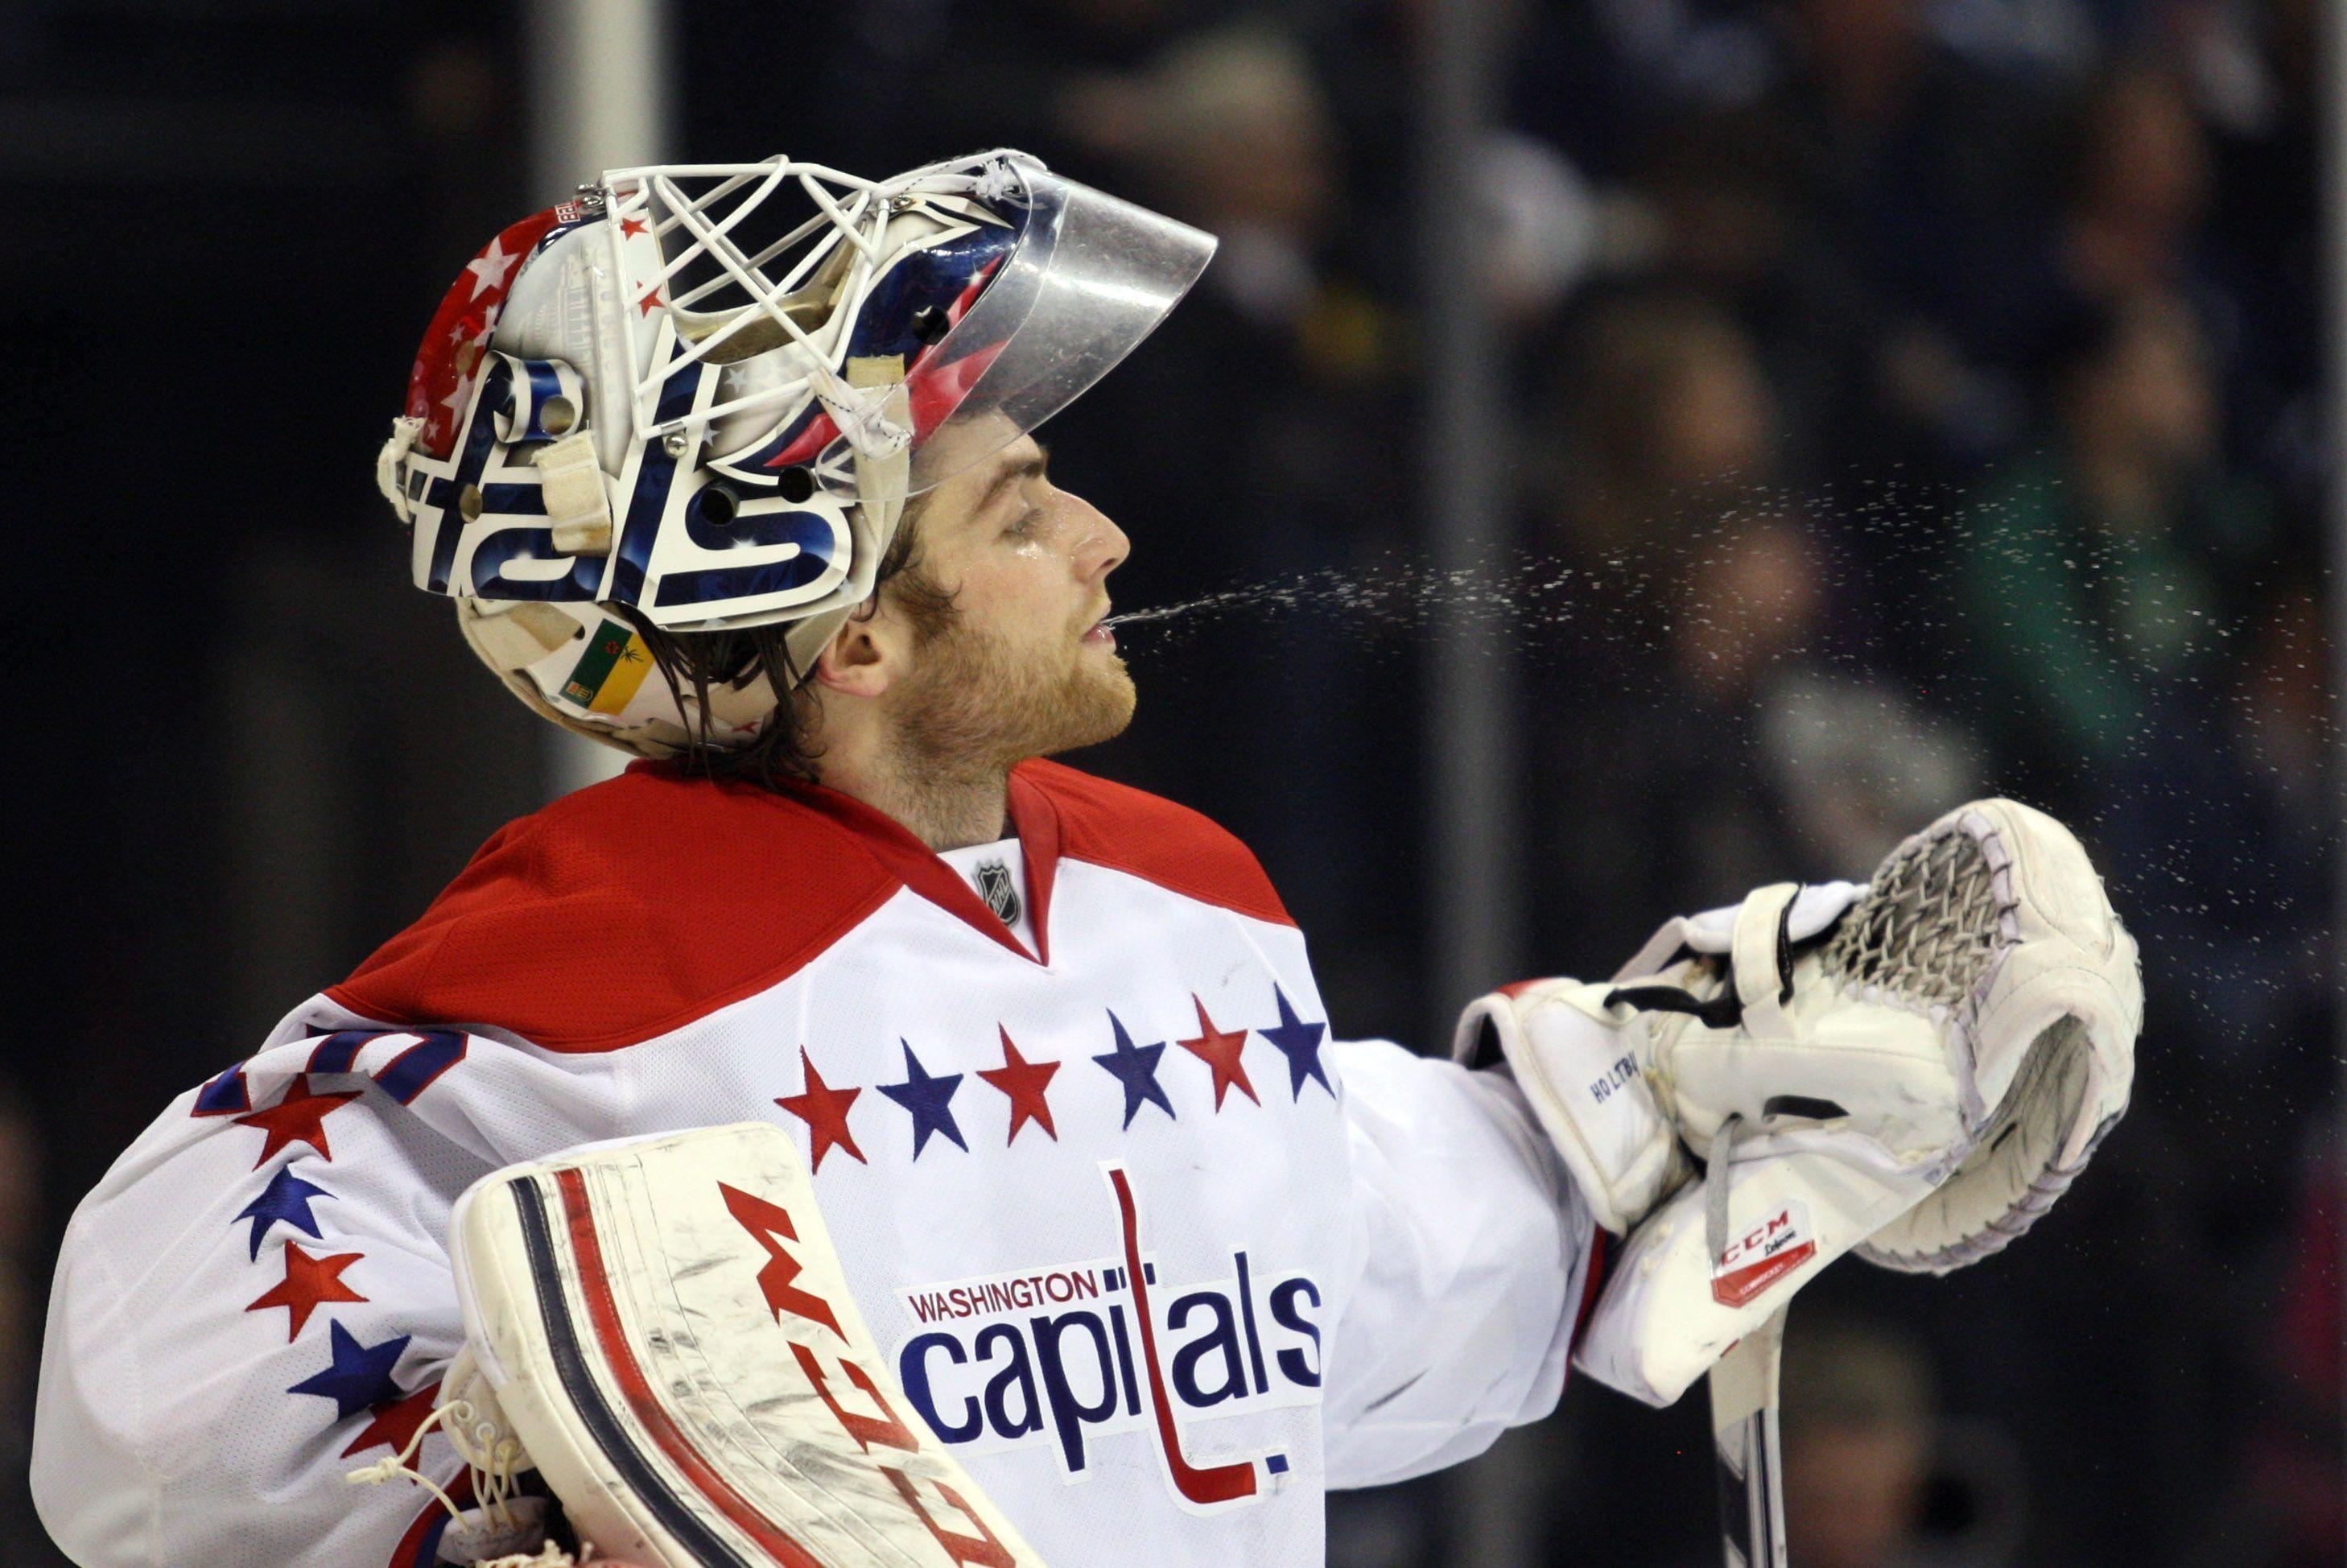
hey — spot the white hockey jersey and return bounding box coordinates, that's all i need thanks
[33,759,1595,1567]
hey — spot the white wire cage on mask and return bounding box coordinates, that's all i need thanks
[377,150,1214,756]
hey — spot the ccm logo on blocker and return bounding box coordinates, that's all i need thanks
[893,1165,1323,1511]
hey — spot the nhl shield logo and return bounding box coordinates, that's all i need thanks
[974,859,1021,927]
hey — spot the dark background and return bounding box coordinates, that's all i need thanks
[2,0,2334,1563]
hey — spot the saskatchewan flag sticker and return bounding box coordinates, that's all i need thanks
[560,618,656,715]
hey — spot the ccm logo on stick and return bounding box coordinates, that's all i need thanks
[1711,1199,1817,1308]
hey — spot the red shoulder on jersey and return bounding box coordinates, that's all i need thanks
[328,759,1293,1054]
[328,765,897,1054]
[1013,759,1293,929]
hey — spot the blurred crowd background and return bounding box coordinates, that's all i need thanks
[2,0,2335,1562]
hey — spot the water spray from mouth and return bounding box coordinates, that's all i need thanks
[1099,486,1959,648]
[1097,490,2337,1060]
[1101,556,1602,647]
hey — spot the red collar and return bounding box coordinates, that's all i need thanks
[671,764,1061,967]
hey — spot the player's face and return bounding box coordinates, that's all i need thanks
[881,433,1136,766]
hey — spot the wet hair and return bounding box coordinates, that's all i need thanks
[619,501,960,789]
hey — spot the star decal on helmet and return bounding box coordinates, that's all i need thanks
[399,204,570,448]
[464,237,519,300]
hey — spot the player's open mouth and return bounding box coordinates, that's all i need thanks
[1083,614,1115,648]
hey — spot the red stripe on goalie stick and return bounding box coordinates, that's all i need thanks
[554,1167,829,1568]
[1107,1165,1258,1506]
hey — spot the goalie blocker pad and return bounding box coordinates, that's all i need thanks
[448,1121,1046,1568]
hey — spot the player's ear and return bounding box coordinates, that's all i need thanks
[810,600,904,699]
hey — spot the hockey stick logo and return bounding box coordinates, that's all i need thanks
[1103,1163,1289,1513]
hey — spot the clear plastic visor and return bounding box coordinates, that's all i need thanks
[904,167,1216,494]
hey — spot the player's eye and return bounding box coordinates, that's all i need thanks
[1004,506,1042,539]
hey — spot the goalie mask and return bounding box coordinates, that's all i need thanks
[377,151,1215,756]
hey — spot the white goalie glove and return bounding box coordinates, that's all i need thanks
[354,1123,1046,1567]
[1456,798,2140,1407]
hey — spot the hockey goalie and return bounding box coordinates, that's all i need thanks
[30,151,2140,1567]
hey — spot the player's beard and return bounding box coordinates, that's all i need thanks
[889,608,1136,782]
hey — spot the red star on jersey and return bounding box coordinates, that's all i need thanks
[1177,997,1259,1111]
[776,1049,865,1171]
[341,1380,443,1459]
[233,1075,362,1167]
[245,1240,368,1339]
[976,1027,1060,1144]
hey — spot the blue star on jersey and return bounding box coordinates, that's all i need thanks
[236,1168,334,1261]
[877,1042,968,1158]
[288,1322,411,1420]
[1094,1011,1175,1129]
[1259,987,1333,1101]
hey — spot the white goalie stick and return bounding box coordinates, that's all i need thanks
[1708,1309,1788,1568]
[1703,1108,1788,1568]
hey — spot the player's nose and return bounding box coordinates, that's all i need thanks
[1064,493,1128,584]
